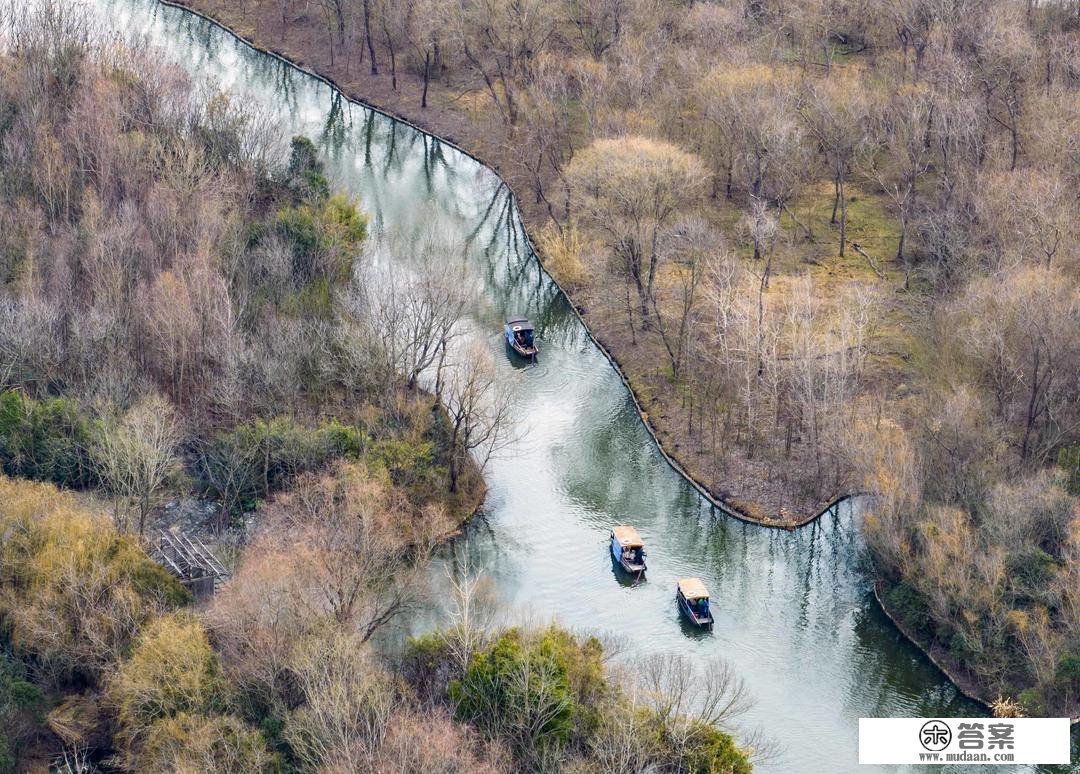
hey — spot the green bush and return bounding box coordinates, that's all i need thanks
[266,136,366,297]
[0,649,44,774]
[0,391,96,488]
[949,632,975,666]
[451,628,576,752]
[275,194,366,288]
[449,626,607,756]
[109,616,271,771]
[886,581,931,634]
[680,720,753,774]
[197,417,367,517]
[1054,654,1080,697]
[1017,687,1046,716]
[1005,547,1059,605]
[1058,444,1080,495]
[287,135,330,202]
[318,420,367,460]
[401,631,458,705]
[368,437,442,492]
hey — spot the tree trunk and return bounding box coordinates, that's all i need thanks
[637,281,650,329]
[433,339,447,406]
[448,419,461,492]
[897,214,909,289]
[421,51,430,108]
[363,0,378,74]
[838,170,847,258]
[1020,345,1042,462]
[1009,119,1019,171]
[831,172,840,224]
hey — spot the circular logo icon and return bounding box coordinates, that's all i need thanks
[919,719,952,751]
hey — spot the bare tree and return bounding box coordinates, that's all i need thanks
[636,652,753,763]
[92,395,182,536]
[441,549,498,675]
[316,0,348,65]
[442,342,516,492]
[698,65,808,212]
[885,0,935,80]
[359,219,473,392]
[801,74,876,258]
[285,632,400,770]
[952,266,1080,466]
[638,652,751,729]
[859,85,933,286]
[567,136,707,329]
[563,0,624,60]
[970,5,1037,171]
[450,0,557,126]
[650,217,720,380]
[363,0,379,74]
[262,461,451,639]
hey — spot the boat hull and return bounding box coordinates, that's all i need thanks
[504,323,538,359]
[677,592,713,627]
[509,340,538,358]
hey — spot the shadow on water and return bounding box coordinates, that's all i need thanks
[608,556,647,589]
[91,0,1079,769]
[677,615,715,642]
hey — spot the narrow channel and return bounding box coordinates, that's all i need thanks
[83,0,1077,770]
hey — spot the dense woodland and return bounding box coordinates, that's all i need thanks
[0,4,753,772]
[190,0,1079,717]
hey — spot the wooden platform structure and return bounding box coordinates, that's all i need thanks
[150,530,227,599]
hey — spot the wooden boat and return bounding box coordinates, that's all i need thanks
[676,577,713,627]
[610,525,647,574]
[504,316,538,359]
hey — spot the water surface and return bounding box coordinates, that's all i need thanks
[81,1,1078,770]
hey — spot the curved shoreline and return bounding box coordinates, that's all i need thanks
[872,581,994,713]
[157,0,848,531]
[152,0,1064,725]
[873,582,1080,725]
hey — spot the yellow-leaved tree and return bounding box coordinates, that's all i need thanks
[0,477,189,686]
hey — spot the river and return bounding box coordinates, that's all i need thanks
[77,1,1079,770]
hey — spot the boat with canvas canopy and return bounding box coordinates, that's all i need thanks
[504,315,538,359]
[610,525,647,574]
[676,577,713,627]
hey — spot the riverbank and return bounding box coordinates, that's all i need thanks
[874,581,1080,725]
[163,0,851,528]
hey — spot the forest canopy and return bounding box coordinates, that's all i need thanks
[199,0,1080,719]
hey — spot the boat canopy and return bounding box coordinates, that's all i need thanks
[678,577,709,600]
[506,316,535,332]
[612,525,644,548]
